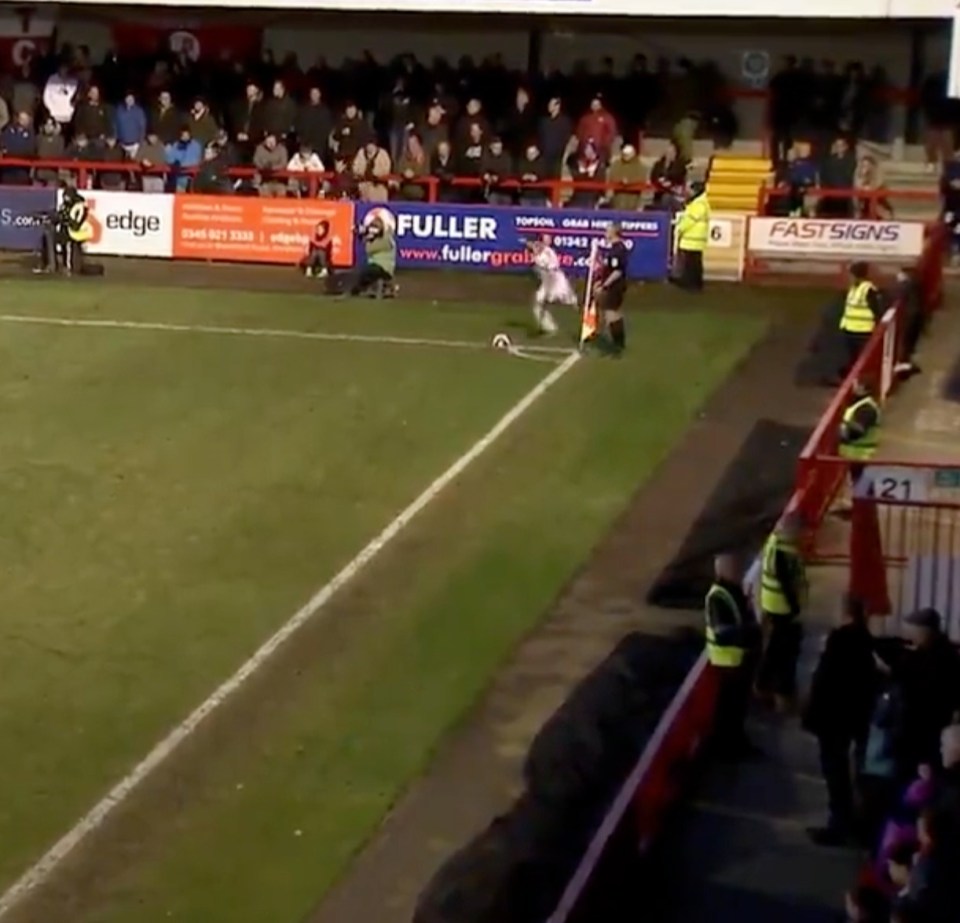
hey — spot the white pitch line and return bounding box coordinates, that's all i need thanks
[0,349,581,918]
[0,313,573,357]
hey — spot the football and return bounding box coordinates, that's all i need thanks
[491,333,512,350]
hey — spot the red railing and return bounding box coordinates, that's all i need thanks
[544,218,946,923]
[756,184,941,220]
[0,156,656,207]
[794,222,945,557]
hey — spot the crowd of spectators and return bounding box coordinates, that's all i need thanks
[803,599,960,923]
[0,41,747,207]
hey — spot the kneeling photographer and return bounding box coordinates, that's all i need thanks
[346,214,396,297]
[35,182,94,275]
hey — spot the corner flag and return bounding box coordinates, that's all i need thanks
[580,238,601,347]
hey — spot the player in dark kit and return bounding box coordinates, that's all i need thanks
[596,222,629,354]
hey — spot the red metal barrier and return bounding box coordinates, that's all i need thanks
[0,156,652,206]
[795,222,945,557]
[756,184,940,220]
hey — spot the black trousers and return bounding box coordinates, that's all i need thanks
[817,731,866,831]
[674,249,704,291]
[302,245,330,275]
[840,331,871,377]
[37,227,81,273]
[714,659,753,750]
[349,264,391,296]
[756,616,802,698]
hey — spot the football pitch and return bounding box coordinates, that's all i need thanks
[0,275,779,923]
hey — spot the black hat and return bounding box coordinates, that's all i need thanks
[904,608,941,631]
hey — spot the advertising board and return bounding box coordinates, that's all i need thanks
[0,188,55,251]
[83,191,175,258]
[747,217,926,260]
[170,197,355,266]
[355,202,672,280]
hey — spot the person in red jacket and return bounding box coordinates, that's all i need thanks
[300,219,332,280]
[576,94,618,159]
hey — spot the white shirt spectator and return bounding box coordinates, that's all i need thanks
[43,72,79,124]
[287,151,324,172]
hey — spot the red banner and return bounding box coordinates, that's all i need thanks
[0,6,56,68]
[111,23,262,61]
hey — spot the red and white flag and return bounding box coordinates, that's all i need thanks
[0,6,56,69]
[111,21,262,61]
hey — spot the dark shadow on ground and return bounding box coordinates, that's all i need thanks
[646,419,811,610]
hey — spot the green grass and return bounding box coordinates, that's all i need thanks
[0,277,780,922]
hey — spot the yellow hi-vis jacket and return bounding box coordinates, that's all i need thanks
[66,201,93,243]
[705,582,747,668]
[760,533,807,617]
[839,396,880,460]
[676,193,710,253]
[840,280,878,334]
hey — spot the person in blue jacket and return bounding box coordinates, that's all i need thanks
[165,128,202,192]
[114,92,147,157]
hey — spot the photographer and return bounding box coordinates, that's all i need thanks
[35,183,92,274]
[348,215,396,296]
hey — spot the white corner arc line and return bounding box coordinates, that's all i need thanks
[0,314,573,357]
[0,349,581,917]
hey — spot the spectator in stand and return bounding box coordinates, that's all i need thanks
[353,138,391,203]
[481,135,514,205]
[253,133,288,197]
[264,79,297,143]
[576,94,618,160]
[194,143,232,195]
[941,146,960,264]
[134,130,167,193]
[11,62,38,127]
[602,143,644,211]
[455,98,491,153]
[42,62,78,132]
[73,86,112,143]
[416,100,448,162]
[818,136,857,218]
[165,127,202,192]
[854,155,892,219]
[0,91,11,134]
[98,134,128,190]
[326,154,358,200]
[1,111,36,185]
[394,132,428,201]
[430,139,458,203]
[876,609,960,776]
[920,69,951,174]
[213,128,240,170]
[150,91,182,146]
[769,55,803,163]
[803,595,879,846]
[456,120,486,200]
[865,66,893,144]
[187,98,219,150]
[839,62,869,138]
[231,82,266,156]
[672,109,699,164]
[565,140,604,209]
[64,130,97,188]
[539,96,574,177]
[331,101,366,161]
[384,75,415,166]
[499,86,536,159]
[296,87,332,163]
[771,140,818,217]
[649,139,689,211]
[114,92,146,158]
[286,142,323,197]
[517,142,547,206]
[896,806,960,921]
[33,118,64,187]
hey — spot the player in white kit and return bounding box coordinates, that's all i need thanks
[527,236,577,335]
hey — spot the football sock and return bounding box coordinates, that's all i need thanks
[610,319,626,350]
